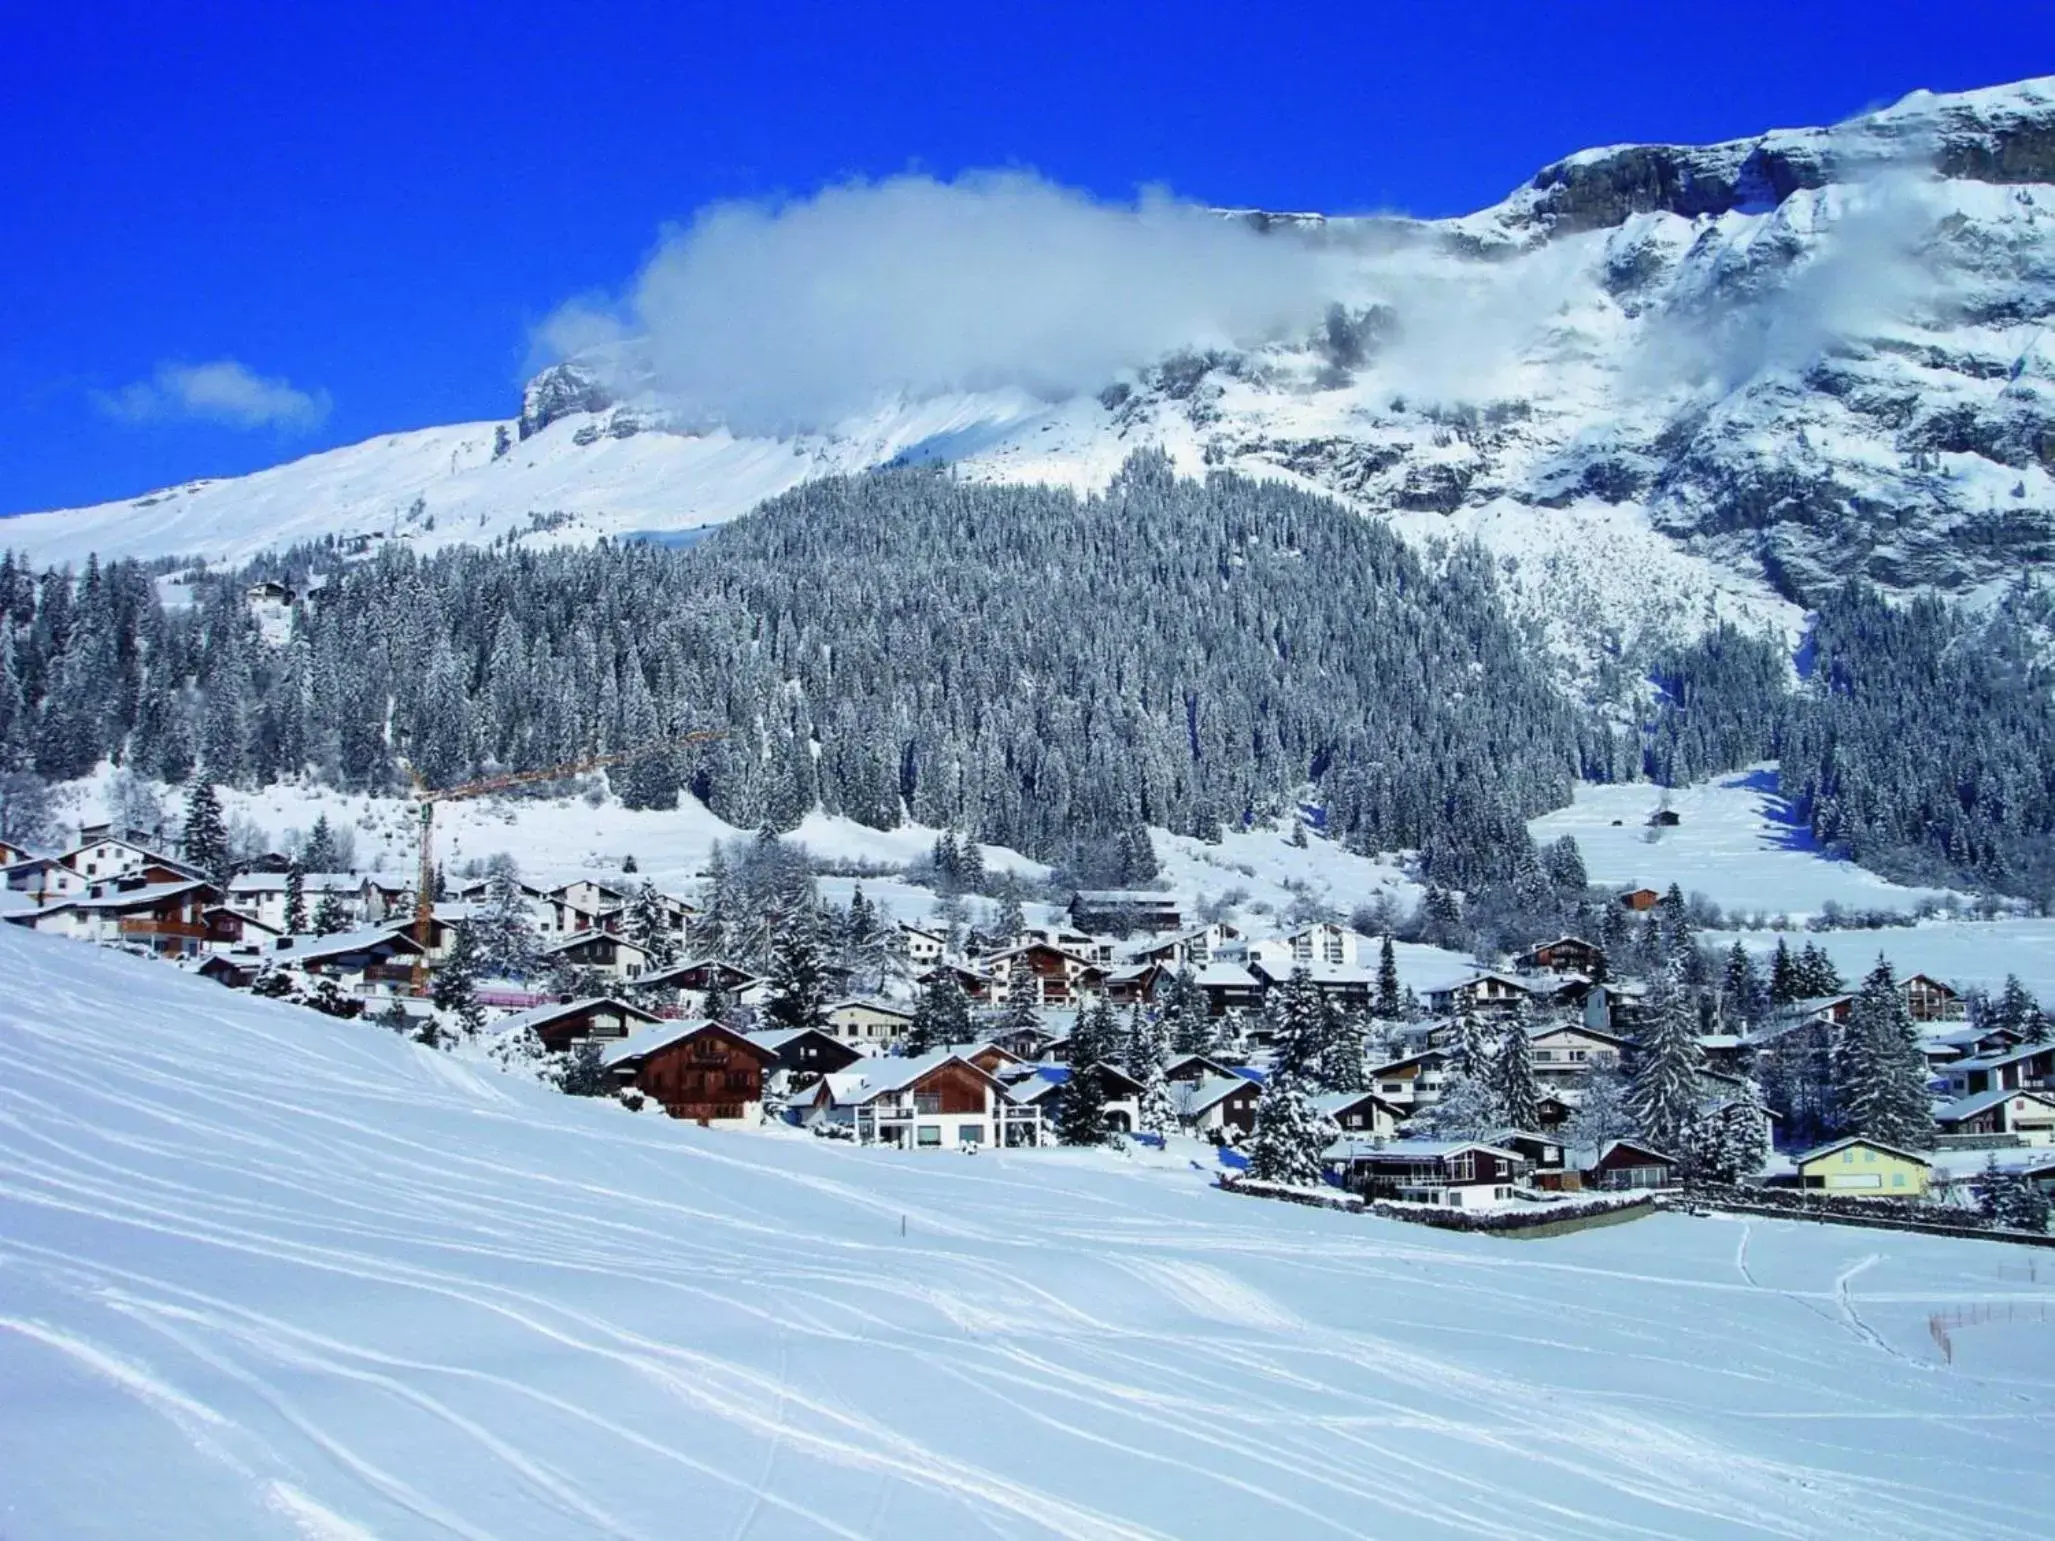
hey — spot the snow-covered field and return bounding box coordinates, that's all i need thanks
[4,923,2053,1539]
[1528,767,1957,919]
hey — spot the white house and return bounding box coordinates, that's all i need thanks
[899,922,949,967]
[825,997,916,1052]
[225,871,367,933]
[808,1051,1039,1149]
[1241,922,1361,973]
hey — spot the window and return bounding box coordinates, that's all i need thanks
[1892,1172,1906,1188]
[914,1093,941,1115]
[1843,1151,1854,1164]
[958,1125,984,1145]
[917,1125,942,1147]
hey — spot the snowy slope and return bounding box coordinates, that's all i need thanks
[1527,766,1959,919]
[5,923,2054,1538]
[11,79,2055,672]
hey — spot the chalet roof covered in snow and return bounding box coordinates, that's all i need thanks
[491,997,659,1039]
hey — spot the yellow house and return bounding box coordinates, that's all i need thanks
[1796,1137,1932,1198]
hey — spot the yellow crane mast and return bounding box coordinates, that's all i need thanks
[397,729,726,996]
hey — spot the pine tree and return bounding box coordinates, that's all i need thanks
[1375,935,1402,1019]
[1493,1006,1542,1132]
[1319,1008,1369,1093]
[430,920,485,1037]
[996,955,1044,1043]
[1768,937,1802,1006]
[1161,968,1211,1056]
[624,880,681,969]
[1267,967,1328,1081]
[1420,1066,1503,1140]
[559,1039,612,1097]
[1135,1060,1179,1138]
[1687,1079,1771,1184]
[906,970,971,1055]
[1071,996,1122,1073]
[302,814,340,872]
[181,781,231,883]
[1054,1063,1108,1145]
[1720,940,1763,1028]
[763,908,833,1034]
[1247,1071,1339,1184]
[1974,1158,2051,1232]
[311,887,348,936]
[283,859,308,936]
[1835,958,1935,1150]
[473,866,539,979]
[1565,1065,1637,1150]
[1986,975,2045,1041]
[1122,1003,1170,1083]
[1626,969,1705,1155]
[1798,942,1844,998]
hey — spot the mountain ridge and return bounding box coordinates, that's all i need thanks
[6,76,2054,678]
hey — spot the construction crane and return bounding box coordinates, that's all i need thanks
[397,729,726,996]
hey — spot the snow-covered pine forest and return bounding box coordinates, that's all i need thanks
[3,452,2053,898]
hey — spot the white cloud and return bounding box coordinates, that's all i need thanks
[540,171,1342,434]
[96,360,330,431]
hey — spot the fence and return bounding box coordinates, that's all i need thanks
[1927,1299,2054,1365]
[1672,1190,2055,1249]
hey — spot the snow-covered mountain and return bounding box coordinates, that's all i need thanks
[8,77,2054,666]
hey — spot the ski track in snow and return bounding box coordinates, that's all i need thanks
[3,927,2054,1537]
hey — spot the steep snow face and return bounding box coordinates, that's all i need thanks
[4,922,2053,1538]
[6,78,2055,667]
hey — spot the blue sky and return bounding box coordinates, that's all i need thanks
[3,0,2050,516]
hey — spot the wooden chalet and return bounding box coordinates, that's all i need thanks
[1164,1052,1240,1084]
[1618,887,1662,912]
[1324,1139,1528,1207]
[58,837,205,887]
[603,1019,778,1125]
[987,1019,1058,1061]
[542,930,652,982]
[746,1027,862,1087]
[1368,1048,1452,1106]
[1191,961,1264,1018]
[914,960,998,1007]
[1425,971,1533,1017]
[1901,973,1965,1023]
[1246,957,1376,1011]
[810,1051,1039,1148]
[195,953,261,989]
[1533,1091,1577,1133]
[1102,960,1169,1007]
[203,905,280,949]
[1002,1061,1145,1135]
[1311,1088,1405,1139]
[6,878,220,957]
[982,941,1108,1007]
[1586,1138,1677,1190]
[1125,922,1241,969]
[1172,1074,1263,1138]
[1511,936,1605,977]
[270,926,426,998]
[494,997,659,1054]
[635,958,765,1012]
[1067,890,1183,934]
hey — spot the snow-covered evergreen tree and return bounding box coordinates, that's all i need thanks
[1375,935,1402,1020]
[1626,969,1704,1155]
[1686,1080,1771,1184]
[624,880,681,969]
[1493,1006,1542,1132]
[1835,958,1935,1150]
[1565,1065,1637,1150]
[311,886,348,937]
[472,866,539,980]
[283,859,308,936]
[1054,1063,1108,1146]
[1974,1157,2052,1232]
[906,970,971,1055]
[1246,1072,1340,1185]
[762,908,834,1034]
[430,919,485,1037]
[181,781,231,883]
